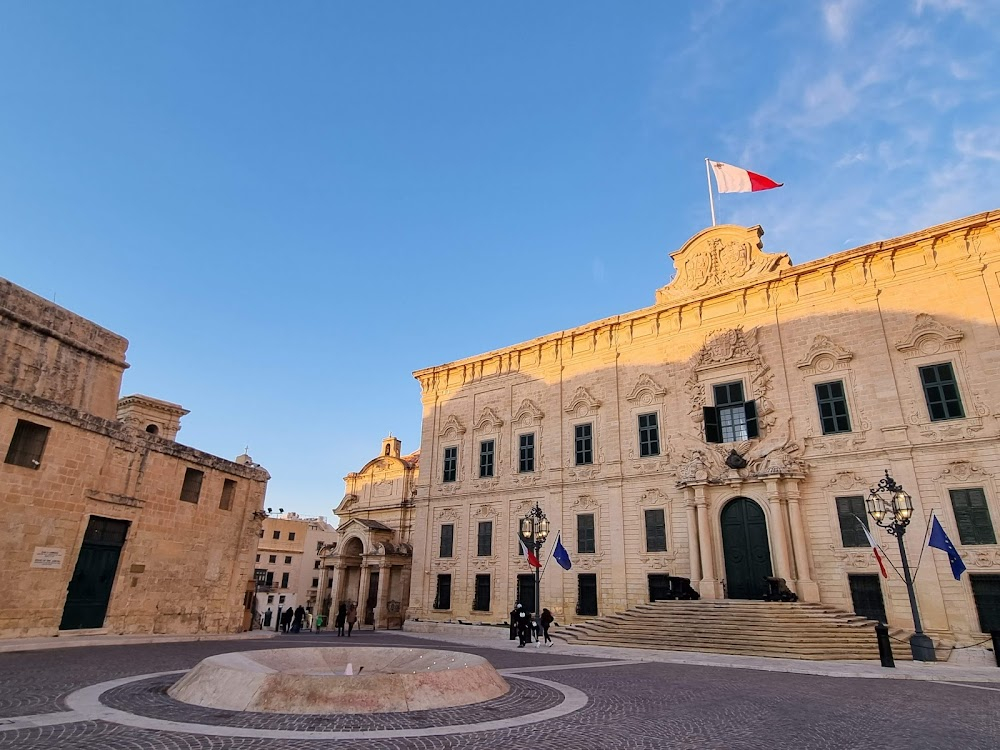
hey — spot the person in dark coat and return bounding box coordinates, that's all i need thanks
[262,608,272,627]
[509,605,520,642]
[280,606,293,633]
[346,603,358,636]
[540,608,556,646]
[513,603,531,647]
[335,603,347,636]
[292,605,306,633]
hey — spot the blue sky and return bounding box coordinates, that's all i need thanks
[2,1,998,521]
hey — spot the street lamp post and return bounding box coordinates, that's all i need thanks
[866,469,936,662]
[519,502,550,641]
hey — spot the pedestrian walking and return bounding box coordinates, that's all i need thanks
[280,606,293,633]
[292,605,305,633]
[335,603,347,636]
[314,612,324,632]
[262,608,272,627]
[541,608,556,646]
[346,603,358,636]
[512,603,531,647]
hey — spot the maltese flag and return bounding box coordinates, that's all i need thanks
[518,537,540,568]
[709,160,783,193]
[859,522,889,579]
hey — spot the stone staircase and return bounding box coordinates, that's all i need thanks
[556,600,914,661]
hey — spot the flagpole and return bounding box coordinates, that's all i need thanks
[705,158,717,227]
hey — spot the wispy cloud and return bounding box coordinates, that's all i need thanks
[823,0,859,43]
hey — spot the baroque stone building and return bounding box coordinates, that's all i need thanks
[323,436,418,629]
[1,276,270,638]
[408,209,1000,644]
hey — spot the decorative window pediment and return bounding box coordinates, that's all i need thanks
[796,335,854,374]
[564,386,602,416]
[439,415,467,439]
[895,314,964,356]
[626,373,668,405]
[512,398,544,427]
[474,406,504,431]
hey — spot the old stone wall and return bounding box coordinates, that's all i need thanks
[408,210,1000,643]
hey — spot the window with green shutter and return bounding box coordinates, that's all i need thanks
[949,488,996,545]
[644,508,667,551]
[836,496,870,547]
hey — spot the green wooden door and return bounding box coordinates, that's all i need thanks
[60,517,129,630]
[721,498,772,600]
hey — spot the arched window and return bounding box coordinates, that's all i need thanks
[385,445,391,456]
[145,424,159,435]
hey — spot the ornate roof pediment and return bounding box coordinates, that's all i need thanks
[656,224,791,305]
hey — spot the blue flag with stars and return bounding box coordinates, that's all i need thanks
[928,516,966,580]
[552,532,572,570]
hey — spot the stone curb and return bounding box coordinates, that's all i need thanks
[0,630,278,654]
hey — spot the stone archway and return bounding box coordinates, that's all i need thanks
[720,497,773,600]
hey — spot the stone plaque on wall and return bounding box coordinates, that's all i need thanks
[30,547,66,569]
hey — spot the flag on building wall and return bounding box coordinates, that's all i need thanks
[928,515,967,580]
[709,160,783,193]
[552,532,573,570]
[859,521,888,578]
[518,536,540,568]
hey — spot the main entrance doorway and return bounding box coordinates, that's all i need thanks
[849,574,888,624]
[364,570,378,625]
[720,498,772,600]
[60,516,130,630]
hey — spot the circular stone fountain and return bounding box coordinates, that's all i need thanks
[168,647,509,714]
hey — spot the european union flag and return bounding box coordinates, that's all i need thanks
[552,532,572,570]
[928,516,967,580]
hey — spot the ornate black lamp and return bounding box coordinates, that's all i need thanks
[866,470,935,661]
[519,502,550,631]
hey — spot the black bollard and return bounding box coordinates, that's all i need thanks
[875,623,895,668]
[991,631,1000,668]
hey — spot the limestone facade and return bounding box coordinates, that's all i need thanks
[252,513,337,625]
[1,276,270,638]
[409,209,1000,644]
[324,436,418,629]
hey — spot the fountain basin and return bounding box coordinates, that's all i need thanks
[167,647,509,714]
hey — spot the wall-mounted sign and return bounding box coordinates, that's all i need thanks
[31,547,66,570]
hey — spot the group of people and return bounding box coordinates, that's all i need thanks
[333,602,358,637]
[509,603,556,647]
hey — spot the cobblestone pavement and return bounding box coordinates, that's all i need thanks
[1,631,998,749]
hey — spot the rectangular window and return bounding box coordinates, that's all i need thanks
[433,574,452,610]
[267,594,274,604]
[4,419,50,469]
[269,555,277,563]
[477,520,493,556]
[836,496,870,548]
[314,560,321,569]
[815,381,852,435]
[219,478,237,510]
[705,382,759,444]
[949,488,997,545]
[284,556,292,564]
[180,468,204,504]
[442,446,457,482]
[255,554,261,562]
[288,532,296,541]
[278,594,285,604]
[574,423,593,465]
[920,363,965,421]
[577,513,596,554]
[479,439,495,478]
[638,413,660,457]
[311,578,319,588]
[266,571,274,586]
[280,572,289,588]
[473,574,491,611]
[273,530,280,539]
[519,433,535,473]
[644,508,667,552]
[439,523,454,557]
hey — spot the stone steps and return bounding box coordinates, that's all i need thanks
[557,600,914,661]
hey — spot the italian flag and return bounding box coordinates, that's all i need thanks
[709,160,783,193]
[519,537,540,568]
[860,523,888,578]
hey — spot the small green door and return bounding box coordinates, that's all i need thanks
[60,517,129,630]
[721,498,772,600]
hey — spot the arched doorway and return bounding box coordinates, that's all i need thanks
[721,497,773,600]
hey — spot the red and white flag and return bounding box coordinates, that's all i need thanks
[518,537,540,568]
[860,523,888,578]
[709,160,783,193]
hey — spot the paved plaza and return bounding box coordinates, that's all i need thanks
[2,630,999,749]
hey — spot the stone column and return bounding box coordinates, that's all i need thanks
[329,562,347,621]
[764,478,792,582]
[374,561,392,629]
[685,490,701,583]
[695,486,719,599]
[357,562,372,626]
[785,480,820,602]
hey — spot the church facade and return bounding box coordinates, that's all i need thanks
[407,209,1000,644]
